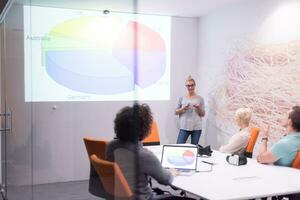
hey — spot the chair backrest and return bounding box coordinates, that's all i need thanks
[142,121,160,146]
[83,137,108,159]
[83,138,108,197]
[292,150,300,169]
[244,127,260,158]
[90,154,133,199]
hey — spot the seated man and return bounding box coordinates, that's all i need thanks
[219,108,252,155]
[257,106,300,166]
[257,106,300,200]
[106,103,193,200]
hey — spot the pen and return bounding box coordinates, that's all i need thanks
[201,161,215,165]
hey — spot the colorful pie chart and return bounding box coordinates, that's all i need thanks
[41,16,166,94]
[167,150,196,166]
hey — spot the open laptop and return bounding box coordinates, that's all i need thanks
[161,145,198,175]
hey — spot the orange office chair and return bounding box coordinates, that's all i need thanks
[83,138,108,159]
[244,127,260,158]
[90,154,133,200]
[143,121,160,146]
[83,138,108,197]
[292,150,300,169]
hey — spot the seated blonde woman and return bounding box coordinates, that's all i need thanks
[219,108,252,155]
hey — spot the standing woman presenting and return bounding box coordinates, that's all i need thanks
[175,75,205,145]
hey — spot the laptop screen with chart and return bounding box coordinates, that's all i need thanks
[161,145,198,170]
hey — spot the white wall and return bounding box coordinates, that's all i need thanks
[4,3,199,185]
[197,0,300,153]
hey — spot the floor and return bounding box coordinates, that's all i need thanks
[6,179,193,200]
[7,180,100,200]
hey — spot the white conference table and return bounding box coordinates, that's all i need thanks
[145,145,300,200]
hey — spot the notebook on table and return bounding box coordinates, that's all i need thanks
[161,145,198,175]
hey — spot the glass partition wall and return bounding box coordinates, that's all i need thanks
[1,0,144,199]
[1,1,34,199]
[1,0,176,199]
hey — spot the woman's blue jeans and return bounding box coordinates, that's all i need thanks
[176,129,202,145]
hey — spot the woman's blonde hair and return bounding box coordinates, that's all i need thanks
[186,75,196,84]
[235,108,252,125]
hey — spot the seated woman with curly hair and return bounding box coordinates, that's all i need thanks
[106,103,193,200]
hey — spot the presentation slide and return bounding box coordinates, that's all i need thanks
[24,6,170,102]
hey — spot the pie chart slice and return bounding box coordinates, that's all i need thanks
[183,150,195,164]
[46,50,134,94]
[112,21,167,88]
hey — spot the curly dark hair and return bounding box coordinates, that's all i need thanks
[114,103,153,142]
[289,106,300,132]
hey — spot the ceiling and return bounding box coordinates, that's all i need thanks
[19,0,248,17]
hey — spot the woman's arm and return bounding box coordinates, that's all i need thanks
[194,104,205,117]
[175,104,189,115]
[219,133,247,154]
[142,149,173,185]
[175,97,189,115]
[193,97,205,117]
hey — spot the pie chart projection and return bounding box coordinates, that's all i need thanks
[167,149,196,166]
[41,16,167,94]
